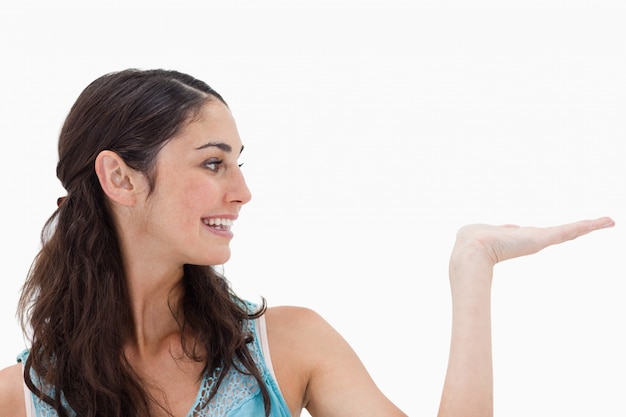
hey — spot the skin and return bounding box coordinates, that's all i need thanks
[0,99,615,416]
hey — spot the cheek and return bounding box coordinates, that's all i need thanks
[176,179,221,212]
[149,174,222,227]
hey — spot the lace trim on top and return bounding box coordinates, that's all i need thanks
[188,315,269,416]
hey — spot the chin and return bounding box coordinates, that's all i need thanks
[203,251,232,266]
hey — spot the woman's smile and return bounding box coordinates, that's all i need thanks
[202,216,237,238]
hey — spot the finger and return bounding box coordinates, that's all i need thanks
[544,217,615,246]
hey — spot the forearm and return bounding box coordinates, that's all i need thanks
[438,247,494,417]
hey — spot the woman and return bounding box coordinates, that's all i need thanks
[0,68,614,417]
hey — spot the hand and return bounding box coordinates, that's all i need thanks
[451,216,615,268]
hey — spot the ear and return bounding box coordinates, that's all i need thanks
[94,150,144,206]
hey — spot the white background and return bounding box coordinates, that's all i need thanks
[1,1,624,416]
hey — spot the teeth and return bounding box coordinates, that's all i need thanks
[203,218,234,228]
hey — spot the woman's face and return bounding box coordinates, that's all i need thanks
[136,99,251,268]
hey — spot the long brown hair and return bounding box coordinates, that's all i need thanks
[18,69,270,417]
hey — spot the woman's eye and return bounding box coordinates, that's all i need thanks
[204,159,223,172]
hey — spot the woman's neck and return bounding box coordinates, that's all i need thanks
[124,264,186,357]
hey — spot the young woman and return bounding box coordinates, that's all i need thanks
[0,68,614,417]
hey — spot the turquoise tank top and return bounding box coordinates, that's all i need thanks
[17,304,291,417]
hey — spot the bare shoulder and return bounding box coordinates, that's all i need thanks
[265,305,331,337]
[0,364,26,417]
[263,306,346,415]
[264,305,348,362]
[264,306,407,417]
[264,306,332,377]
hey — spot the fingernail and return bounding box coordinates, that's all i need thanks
[601,217,615,228]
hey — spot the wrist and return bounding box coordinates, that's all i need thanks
[449,242,494,296]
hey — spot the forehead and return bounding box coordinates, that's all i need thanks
[166,100,242,151]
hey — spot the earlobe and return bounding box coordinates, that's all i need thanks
[95,150,139,205]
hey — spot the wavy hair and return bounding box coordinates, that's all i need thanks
[18,69,270,417]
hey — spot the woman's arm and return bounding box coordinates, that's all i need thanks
[437,217,615,417]
[268,217,614,417]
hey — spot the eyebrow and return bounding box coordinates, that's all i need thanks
[195,142,245,154]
